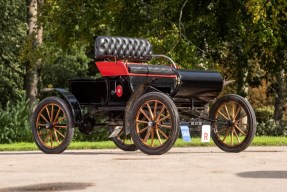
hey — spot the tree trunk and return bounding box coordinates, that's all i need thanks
[274,70,286,121]
[26,0,43,108]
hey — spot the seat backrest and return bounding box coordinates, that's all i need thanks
[95,36,153,62]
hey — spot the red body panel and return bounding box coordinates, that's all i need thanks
[96,61,129,76]
[95,61,176,78]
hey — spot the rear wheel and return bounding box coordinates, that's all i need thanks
[31,97,74,154]
[210,94,256,152]
[110,126,137,151]
[130,92,179,155]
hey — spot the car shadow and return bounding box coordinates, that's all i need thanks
[237,171,287,179]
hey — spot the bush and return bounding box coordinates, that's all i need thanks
[0,95,33,143]
[255,106,274,123]
[255,106,287,136]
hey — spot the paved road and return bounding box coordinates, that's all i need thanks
[0,146,287,192]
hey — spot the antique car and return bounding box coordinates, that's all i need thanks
[31,36,256,155]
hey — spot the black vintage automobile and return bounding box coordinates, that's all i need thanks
[31,36,256,155]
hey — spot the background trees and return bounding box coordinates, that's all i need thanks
[0,0,286,142]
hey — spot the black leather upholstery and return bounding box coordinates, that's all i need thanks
[128,64,176,75]
[95,36,152,61]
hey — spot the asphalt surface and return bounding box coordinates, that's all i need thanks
[0,146,287,192]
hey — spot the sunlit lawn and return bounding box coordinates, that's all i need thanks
[0,136,286,151]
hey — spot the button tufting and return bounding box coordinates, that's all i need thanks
[95,36,152,61]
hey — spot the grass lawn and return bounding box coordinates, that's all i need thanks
[0,136,286,151]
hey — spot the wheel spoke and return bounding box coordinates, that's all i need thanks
[55,129,65,139]
[155,129,162,145]
[216,126,228,134]
[38,123,47,127]
[44,131,50,143]
[40,114,49,124]
[156,106,166,121]
[53,116,66,125]
[51,104,54,123]
[218,110,229,121]
[137,125,149,134]
[153,101,158,119]
[235,114,247,122]
[146,102,154,120]
[158,129,168,139]
[140,109,151,121]
[157,114,170,123]
[222,127,231,143]
[50,131,53,147]
[53,108,61,124]
[38,129,48,137]
[53,130,60,144]
[233,105,242,121]
[235,125,247,136]
[231,128,234,146]
[224,104,231,119]
[235,123,248,126]
[45,106,51,122]
[232,103,235,120]
[143,129,151,143]
[54,125,68,129]
[159,124,171,129]
[151,129,155,147]
[233,129,241,143]
[136,120,149,124]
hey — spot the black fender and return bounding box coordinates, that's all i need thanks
[124,79,153,135]
[124,72,181,135]
[40,88,83,126]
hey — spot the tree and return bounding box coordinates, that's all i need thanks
[24,0,43,107]
[0,0,27,108]
[244,0,287,128]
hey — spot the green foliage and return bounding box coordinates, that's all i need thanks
[0,94,33,143]
[255,106,287,136]
[256,106,274,123]
[73,128,110,142]
[0,0,27,108]
[40,45,91,88]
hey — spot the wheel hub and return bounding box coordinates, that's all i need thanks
[226,120,234,128]
[148,121,156,127]
[45,123,53,129]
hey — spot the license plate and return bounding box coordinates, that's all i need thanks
[180,125,191,142]
[201,125,211,142]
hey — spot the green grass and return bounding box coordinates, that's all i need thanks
[0,136,286,151]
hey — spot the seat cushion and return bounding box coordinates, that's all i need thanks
[127,64,175,75]
[95,36,152,61]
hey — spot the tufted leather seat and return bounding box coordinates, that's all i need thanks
[95,36,153,61]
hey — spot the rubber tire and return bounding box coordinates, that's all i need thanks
[129,92,180,155]
[210,94,256,152]
[31,96,74,154]
[110,127,138,151]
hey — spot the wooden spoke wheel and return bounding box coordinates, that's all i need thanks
[32,97,74,154]
[130,92,179,155]
[210,94,256,152]
[110,127,137,151]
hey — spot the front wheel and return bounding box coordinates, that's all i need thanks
[31,97,74,154]
[129,92,180,155]
[210,94,256,152]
